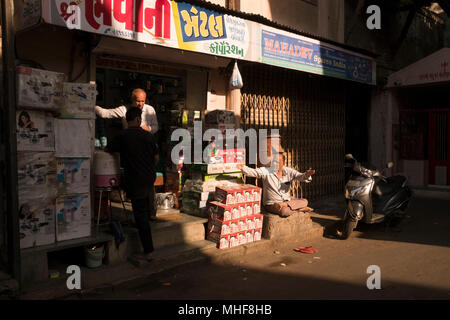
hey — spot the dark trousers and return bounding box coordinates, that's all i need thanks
[148,185,156,218]
[130,197,154,254]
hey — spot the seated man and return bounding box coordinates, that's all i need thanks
[238,152,315,217]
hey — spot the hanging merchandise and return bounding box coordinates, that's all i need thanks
[55,119,92,157]
[16,110,55,152]
[60,83,97,119]
[16,66,65,111]
[229,61,243,89]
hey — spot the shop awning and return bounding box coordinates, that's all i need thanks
[15,0,376,85]
[387,48,450,87]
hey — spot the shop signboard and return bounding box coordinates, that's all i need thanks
[41,0,375,84]
[261,27,376,85]
[173,2,250,59]
[41,0,251,60]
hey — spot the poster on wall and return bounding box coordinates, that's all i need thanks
[260,27,376,85]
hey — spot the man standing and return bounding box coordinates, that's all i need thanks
[107,108,158,261]
[95,88,159,133]
[96,88,159,221]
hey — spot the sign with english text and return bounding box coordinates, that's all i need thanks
[261,28,375,85]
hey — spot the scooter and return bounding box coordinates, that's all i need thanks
[340,154,413,239]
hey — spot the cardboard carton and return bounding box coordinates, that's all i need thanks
[17,152,57,200]
[229,233,239,248]
[254,228,262,242]
[208,201,233,222]
[219,235,230,249]
[56,194,91,241]
[254,214,264,229]
[17,66,64,110]
[245,230,254,243]
[56,158,90,195]
[18,197,56,248]
[16,110,55,152]
[238,231,247,246]
[60,83,96,119]
[55,119,92,158]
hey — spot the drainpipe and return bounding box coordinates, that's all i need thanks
[1,0,21,283]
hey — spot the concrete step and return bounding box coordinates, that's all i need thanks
[106,212,208,265]
[19,239,217,300]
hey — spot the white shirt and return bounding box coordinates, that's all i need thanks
[95,104,159,133]
[241,165,312,206]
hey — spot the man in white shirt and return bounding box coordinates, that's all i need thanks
[238,152,315,217]
[96,88,159,221]
[95,88,159,133]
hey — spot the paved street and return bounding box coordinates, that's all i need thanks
[66,193,450,300]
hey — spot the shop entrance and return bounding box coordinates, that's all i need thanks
[400,108,450,186]
[95,67,187,177]
[429,110,450,186]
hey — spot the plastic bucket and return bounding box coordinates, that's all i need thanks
[85,245,105,268]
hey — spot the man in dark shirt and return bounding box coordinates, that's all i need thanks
[108,107,159,261]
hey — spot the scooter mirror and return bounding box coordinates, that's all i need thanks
[387,162,394,169]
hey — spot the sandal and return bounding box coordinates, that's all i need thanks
[294,246,317,254]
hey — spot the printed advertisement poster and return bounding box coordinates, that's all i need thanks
[261,28,375,85]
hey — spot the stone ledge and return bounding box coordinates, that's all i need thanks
[261,211,317,240]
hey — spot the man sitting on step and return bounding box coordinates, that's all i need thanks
[237,152,315,217]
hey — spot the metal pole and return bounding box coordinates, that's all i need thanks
[1,0,21,284]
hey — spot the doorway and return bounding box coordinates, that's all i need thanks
[429,111,450,186]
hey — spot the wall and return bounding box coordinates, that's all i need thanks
[15,25,90,83]
[186,69,208,110]
[207,0,345,43]
[207,69,227,110]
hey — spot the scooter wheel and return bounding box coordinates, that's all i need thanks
[342,216,358,240]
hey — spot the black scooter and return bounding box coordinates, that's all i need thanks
[340,154,413,239]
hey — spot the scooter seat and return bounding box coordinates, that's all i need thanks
[376,175,406,197]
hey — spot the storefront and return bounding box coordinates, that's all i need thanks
[4,0,376,287]
[387,48,450,187]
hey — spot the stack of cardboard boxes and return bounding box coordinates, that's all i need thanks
[16,66,95,248]
[207,184,263,249]
[181,110,245,217]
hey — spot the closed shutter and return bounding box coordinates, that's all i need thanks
[240,64,345,200]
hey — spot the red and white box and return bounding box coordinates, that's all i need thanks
[246,204,253,216]
[245,230,254,243]
[208,201,233,222]
[251,187,262,202]
[246,217,255,230]
[207,218,231,236]
[238,218,248,232]
[206,231,220,243]
[253,202,261,214]
[239,205,247,218]
[234,190,246,204]
[219,235,229,249]
[238,231,247,246]
[229,221,239,234]
[254,214,264,229]
[253,229,262,242]
[214,185,245,205]
[231,207,240,220]
[229,234,239,248]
